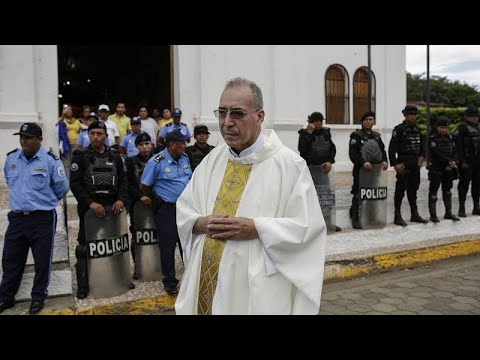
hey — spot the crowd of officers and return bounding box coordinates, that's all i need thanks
[64,105,215,299]
[298,105,480,229]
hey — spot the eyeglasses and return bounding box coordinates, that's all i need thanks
[213,109,261,120]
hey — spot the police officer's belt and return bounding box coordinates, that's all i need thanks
[155,197,176,208]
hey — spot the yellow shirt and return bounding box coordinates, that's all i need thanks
[110,114,132,141]
[63,118,82,145]
[158,118,173,132]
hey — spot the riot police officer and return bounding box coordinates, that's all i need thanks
[455,105,480,217]
[428,116,459,222]
[0,123,69,314]
[69,120,129,299]
[298,111,336,171]
[298,111,340,231]
[185,125,215,171]
[349,111,388,229]
[388,105,428,226]
[140,129,192,295]
[125,132,154,278]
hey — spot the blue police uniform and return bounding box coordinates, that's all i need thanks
[159,122,191,143]
[0,145,69,307]
[141,144,192,292]
[76,128,90,148]
[120,131,140,157]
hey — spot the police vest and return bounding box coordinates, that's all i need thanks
[188,145,214,170]
[355,130,383,164]
[429,134,454,169]
[397,125,421,156]
[131,156,148,181]
[83,150,119,197]
[464,123,480,156]
[310,129,332,162]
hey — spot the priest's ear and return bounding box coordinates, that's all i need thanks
[256,109,265,125]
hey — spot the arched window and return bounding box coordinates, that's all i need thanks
[353,67,376,124]
[325,65,349,124]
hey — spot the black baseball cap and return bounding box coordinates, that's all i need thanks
[88,120,107,132]
[308,112,324,123]
[194,125,210,135]
[166,129,188,143]
[135,132,151,146]
[402,105,418,115]
[14,123,42,137]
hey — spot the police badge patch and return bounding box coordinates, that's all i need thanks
[71,163,79,172]
[350,139,357,145]
[58,167,65,177]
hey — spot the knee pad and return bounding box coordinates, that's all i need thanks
[429,194,438,202]
[444,191,452,198]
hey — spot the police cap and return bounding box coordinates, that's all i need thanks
[436,116,450,127]
[166,129,187,143]
[14,122,42,137]
[402,105,418,115]
[308,112,324,123]
[172,108,182,117]
[87,112,99,121]
[361,111,376,122]
[465,105,479,116]
[194,125,210,135]
[135,132,151,146]
[88,120,107,133]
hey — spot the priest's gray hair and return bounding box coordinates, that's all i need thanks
[224,77,263,110]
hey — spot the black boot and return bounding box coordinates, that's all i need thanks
[410,204,429,223]
[444,193,460,221]
[473,201,480,215]
[351,196,362,229]
[429,196,440,223]
[458,201,467,217]
[394,199,407,226]
[75,246,89,299]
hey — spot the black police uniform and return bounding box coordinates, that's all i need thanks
[427,125,459,222]
[298,127,336,165]
[455,108,480,216]
[185,143,215,171]
[388,119,427,225]
[349,128,387,228]
[125,149,153,267]
[69,144,129,298]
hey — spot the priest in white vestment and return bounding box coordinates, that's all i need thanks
[175,77,327,315]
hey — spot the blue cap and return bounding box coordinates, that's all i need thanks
[14,123,42,137]
[172,108,182,117]
[131,117,141,125]
[166,129,187,143]
[87,112,99,121]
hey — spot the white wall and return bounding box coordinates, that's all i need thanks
[174,45,406,171]
[0,45,58,169]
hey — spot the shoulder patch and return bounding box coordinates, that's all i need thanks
[47,151,60,160]
[7,148,19,156]
[350,138,357,145]
[153,154,164,163]
[392,130,397,137]
[181,123,187,126]
[166,123,173,127]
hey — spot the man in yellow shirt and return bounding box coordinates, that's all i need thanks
[110,102,131,141]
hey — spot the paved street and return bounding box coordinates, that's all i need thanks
[319,254,480,315]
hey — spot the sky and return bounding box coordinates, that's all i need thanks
[406,45,480,89]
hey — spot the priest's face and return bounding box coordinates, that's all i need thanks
[218,86,264,152]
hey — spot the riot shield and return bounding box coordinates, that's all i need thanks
[133,201,162,281]
[84,206,132,298]
[308,165,336,234]
[359,164,387,229]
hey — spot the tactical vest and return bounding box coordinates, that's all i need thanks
[355,130,383,163]
[429,134,454,169]
[189,145,214,170]
[465,123,480,157]
[310,129,332,163]
[131,156,148,182]
[83,150,119,197]
[398,125,421,156]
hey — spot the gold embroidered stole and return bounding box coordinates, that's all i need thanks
[197,161,253,315]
